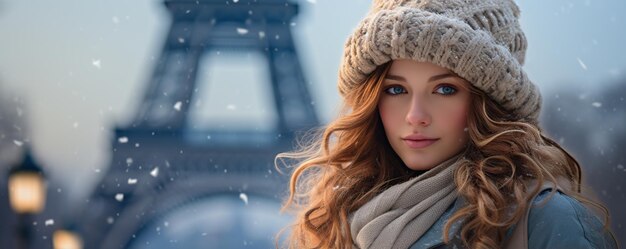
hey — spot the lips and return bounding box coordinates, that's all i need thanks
[403,134,438,141]
[402,134,439,149]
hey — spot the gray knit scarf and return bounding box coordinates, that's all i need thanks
[349,153,465,249]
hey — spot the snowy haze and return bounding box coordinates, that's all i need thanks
[0,0,625,207]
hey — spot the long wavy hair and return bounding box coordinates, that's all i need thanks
[275,62,614,249]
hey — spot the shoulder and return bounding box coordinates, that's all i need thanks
[527,189,617,249]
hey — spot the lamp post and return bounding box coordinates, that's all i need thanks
[7,149,47,249]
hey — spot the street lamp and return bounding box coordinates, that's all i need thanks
[53,229,83,249]
[7,149,47,249]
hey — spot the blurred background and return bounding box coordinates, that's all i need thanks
[0,0,624,248]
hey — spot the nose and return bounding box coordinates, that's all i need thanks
[405,97,431,127]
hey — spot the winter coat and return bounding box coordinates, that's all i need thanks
[409,186,618,249]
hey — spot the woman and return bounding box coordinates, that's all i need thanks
[277,0,618,248]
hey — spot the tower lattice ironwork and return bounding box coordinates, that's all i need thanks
[78,1,318,248]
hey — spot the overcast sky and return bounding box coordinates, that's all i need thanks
[0,0,625,202]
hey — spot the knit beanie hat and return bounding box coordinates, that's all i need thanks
[338,0,541,123]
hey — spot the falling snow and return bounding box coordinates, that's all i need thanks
[151,167,159,177]
[236,28,249,35]
[92,59,101,69]
[118,136,129,143]
[13,140,23,146]
[45,219,54,226]
[577,58,587,70]
[0,4,620,248]
[239,193,248,205]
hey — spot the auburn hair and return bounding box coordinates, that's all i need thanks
[275,62,613,249]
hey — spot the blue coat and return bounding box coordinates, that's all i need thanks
[410,188,618,249]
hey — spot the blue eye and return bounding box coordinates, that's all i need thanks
[435,85,457,95]
[384,86,406,95]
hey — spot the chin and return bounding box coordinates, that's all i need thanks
[403,159,437,171]
[401,151,454,171]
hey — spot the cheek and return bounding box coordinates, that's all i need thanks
[452,107,469,142]
[378,101,394,127]
[378,100,401,130]
[454,107,468,128]
[439,101,469,132]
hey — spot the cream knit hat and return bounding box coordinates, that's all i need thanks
[339,0,541,122]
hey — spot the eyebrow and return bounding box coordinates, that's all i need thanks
[384,72,458,82]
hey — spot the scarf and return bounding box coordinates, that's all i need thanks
[349,153,465,249]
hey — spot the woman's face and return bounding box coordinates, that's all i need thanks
[378,60,471,171]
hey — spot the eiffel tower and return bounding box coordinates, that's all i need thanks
[78,0,318,248]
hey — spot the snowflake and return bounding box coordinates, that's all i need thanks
[150,167,159,177]
[45,219,54,226]
[239,193,249,205]
[174,101,182,111]
[576,58,587,70]
[236,27,249,35]
[118,136,129,143]
[13,140,23,147]
[92,59,101,69]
